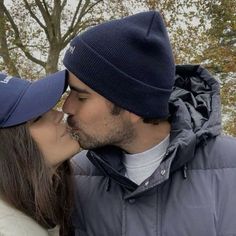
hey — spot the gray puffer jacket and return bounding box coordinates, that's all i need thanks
[71,65,236,236]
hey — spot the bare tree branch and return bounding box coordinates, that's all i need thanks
[42,0,51,17]
[52,0,62,41]
[2,4,46,67]
[8,44,47,50]
[17,43,46,66]
[62,0,83,41]
[75,0,103,29]
[22,0,47,31]
[35,0,52,35]
[62,0,102,43]
[62,17,102,47]
[2,4,21,39]
[70,0,83,29]
[0,0,19,75]
[61,0,67,9]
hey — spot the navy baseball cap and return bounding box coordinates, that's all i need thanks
[0,70,67,128]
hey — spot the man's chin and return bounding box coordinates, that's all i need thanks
[79,141,106,150]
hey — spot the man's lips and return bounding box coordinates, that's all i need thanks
[71,127,79,132]
[66,123,78,131]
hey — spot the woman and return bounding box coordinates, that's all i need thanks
[0,71,80,236]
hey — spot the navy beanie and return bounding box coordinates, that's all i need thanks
[63,11,175,118]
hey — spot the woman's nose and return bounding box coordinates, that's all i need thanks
[49,109,64,123]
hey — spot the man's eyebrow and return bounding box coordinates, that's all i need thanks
[69,85,91,94]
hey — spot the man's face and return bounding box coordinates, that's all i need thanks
[63,72,135,150]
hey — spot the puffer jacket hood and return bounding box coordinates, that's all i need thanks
[169,64,221,173]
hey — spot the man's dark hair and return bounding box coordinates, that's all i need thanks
[110,104,169,124]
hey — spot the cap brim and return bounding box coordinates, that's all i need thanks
[4,70,67,127]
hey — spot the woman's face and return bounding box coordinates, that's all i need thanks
[29,110,80,167]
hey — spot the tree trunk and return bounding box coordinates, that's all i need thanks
[0,0,19,76]
[45,44,61,74]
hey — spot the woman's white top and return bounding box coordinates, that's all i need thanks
[0,197,59,236]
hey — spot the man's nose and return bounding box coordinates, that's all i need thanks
[62,93,76,115]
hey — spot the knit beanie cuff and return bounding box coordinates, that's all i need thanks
[63,37,172,118]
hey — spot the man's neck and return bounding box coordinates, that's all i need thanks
[121,121,171,154]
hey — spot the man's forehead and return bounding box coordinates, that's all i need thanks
[68,72,92,92]
[67,71,110,103]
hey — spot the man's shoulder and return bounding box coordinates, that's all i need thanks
[208,134,236,156]
[191,134,236,170]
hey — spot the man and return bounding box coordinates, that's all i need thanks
[63,11,236,236]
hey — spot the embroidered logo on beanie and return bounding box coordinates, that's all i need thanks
[69,45,75,54]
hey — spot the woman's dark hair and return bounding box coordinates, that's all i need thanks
[0,123,73,235]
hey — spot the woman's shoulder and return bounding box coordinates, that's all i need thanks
[0,198,58,236]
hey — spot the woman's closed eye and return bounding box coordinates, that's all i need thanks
[32,116,42,123]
